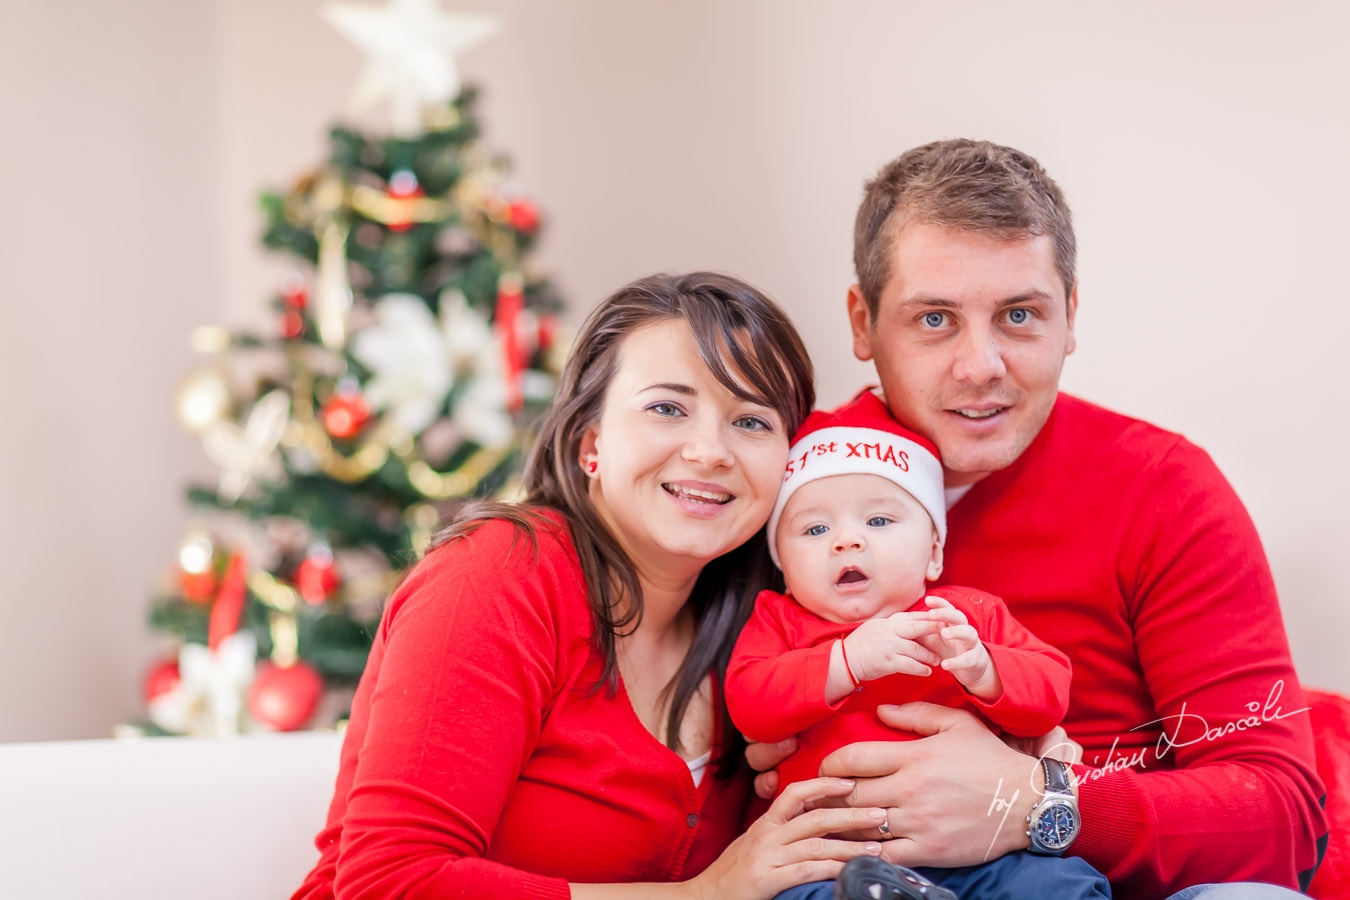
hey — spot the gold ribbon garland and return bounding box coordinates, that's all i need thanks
[401,444,512,499]
[285,358,394,483]
[281,152,524,270]
[349,183,451,228]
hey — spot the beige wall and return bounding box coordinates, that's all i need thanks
[2,0,1346,741]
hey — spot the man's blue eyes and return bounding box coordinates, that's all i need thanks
[920,309,1031,327]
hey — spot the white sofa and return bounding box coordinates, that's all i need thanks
[0,731,343,899]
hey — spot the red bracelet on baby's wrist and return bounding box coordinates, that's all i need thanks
[840,639,863,691]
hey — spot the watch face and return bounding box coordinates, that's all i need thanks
[1034,802,1080,851]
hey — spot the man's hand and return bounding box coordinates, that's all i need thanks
[819,702,1046,868]
[745,737,798,800]
[1003,725,1083,765]
[915,595,999,699]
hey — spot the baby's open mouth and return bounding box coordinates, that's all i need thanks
[836,567,868,586]
[662,483,732,504]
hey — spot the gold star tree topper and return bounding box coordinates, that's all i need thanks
[322,0,501,135]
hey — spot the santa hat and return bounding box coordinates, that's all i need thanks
[767,388,945,567]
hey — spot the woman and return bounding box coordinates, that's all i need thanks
[293,272,889,899]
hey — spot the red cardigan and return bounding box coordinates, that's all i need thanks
[292,514,751,900]
[939,393,1326,899]
[726,585,1071,793]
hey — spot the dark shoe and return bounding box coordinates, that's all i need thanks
[834,856,960,900]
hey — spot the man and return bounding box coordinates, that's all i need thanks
[752,140,1326,900]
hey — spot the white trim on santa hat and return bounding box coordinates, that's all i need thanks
[767,425,946,567]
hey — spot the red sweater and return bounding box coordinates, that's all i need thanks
[727,585,1071,794]
[292,514,751,900]
[939,393,1326,898]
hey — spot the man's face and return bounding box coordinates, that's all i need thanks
[848,222,1077,486]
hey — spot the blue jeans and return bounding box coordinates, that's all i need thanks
[775,850,1110,900]
[1164,885,1306,900]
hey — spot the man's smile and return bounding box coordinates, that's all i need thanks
[951,407,1008,420]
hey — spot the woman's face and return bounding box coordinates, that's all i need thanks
[581,318,790,585]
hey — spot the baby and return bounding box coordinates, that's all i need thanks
[726,388,1110,900]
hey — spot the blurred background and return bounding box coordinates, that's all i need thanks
[1,0,1346,742]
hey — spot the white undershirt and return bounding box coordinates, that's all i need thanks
[685,749,712,787]
[945,483,975,508]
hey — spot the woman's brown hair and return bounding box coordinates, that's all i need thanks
[433,272,814,773]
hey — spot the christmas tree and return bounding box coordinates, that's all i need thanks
[138,1,565,736]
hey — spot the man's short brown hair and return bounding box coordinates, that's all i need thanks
[853,139,1076,314]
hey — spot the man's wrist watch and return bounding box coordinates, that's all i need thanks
[1025,758,1081,855]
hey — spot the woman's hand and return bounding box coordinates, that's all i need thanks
[686,776,887,900]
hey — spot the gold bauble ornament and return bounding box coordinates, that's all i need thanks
[178,530,215,575]
[176,369,231,433]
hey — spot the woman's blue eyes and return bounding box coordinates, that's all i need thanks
[646,404,772,432]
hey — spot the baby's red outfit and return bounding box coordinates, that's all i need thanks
[726,584,1072,793]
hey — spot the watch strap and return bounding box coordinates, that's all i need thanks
[1041,758,1072,796]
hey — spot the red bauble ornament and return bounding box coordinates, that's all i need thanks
[507,199,540,233]
[283,284,308,310]
[321,392,371,440]
[280,310,305,339]
[143,658,181,703]
[295,553,340,606]
[248,661,324,732]
[178,568,217,603]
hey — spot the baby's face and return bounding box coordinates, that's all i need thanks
[775,473,942,624]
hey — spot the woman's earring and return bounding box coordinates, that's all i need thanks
[585,461,598,475]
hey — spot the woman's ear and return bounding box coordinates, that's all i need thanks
[578,426,599,475]
[926,532,944,582]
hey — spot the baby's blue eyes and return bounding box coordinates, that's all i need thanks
[803,519,888,535]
